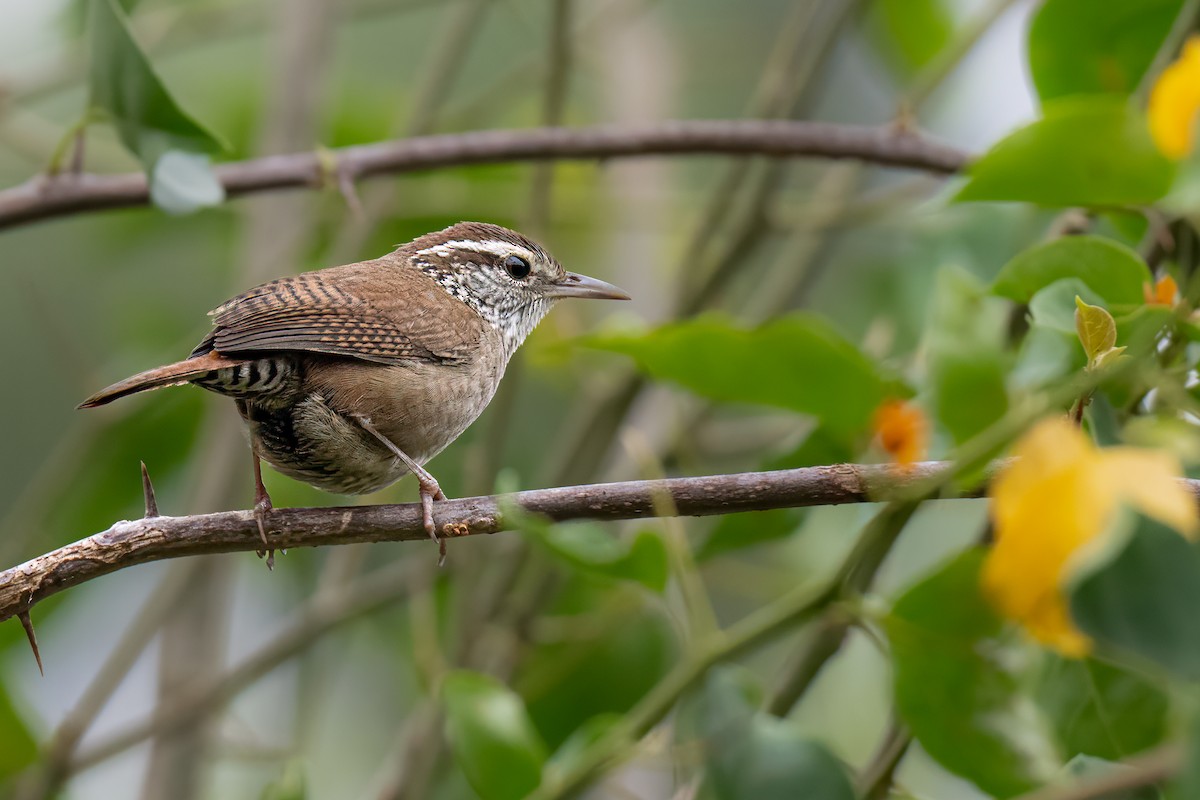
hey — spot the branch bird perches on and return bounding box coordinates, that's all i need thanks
[1,462,967,627]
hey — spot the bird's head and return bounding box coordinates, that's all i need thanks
[405,222,629,354]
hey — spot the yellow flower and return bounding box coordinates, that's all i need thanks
[873,399,928,470]
[1149,36,1200,160]
[982,418,1197,657]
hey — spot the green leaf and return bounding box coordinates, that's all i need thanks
[693,668,855,800]
[1035,655,1168,763]
[992,236,1150,305]
[87,0,225,210]
[0,679,36,780]
[1074,296,1117,365]
[956,97,1175,207]
[150,150,225,215]
[1029,279,1107,334]
[887,550,1060,797]
[543,713,621,784]
[538,525,669,592]
[932,349,1009,445]
[504,499,668,591]
[697,508,801,563]
[585,314,888,437]
[442,670,547,800]
[1028,0,1184,102]
[1070,512,1200,681]
[866,0,955,71]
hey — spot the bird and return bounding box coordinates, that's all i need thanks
[79,221,630,564]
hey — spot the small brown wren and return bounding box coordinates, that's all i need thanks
[80,222,630,561]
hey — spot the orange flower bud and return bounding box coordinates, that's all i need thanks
[873,399,928,468]
[1143,274,1178,306]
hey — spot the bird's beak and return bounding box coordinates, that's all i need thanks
[545,272,631,301]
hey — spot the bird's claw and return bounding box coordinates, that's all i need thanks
[254,494,275,571]
[418,477,447,566]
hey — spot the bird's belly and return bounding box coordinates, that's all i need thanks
[244,396,404,494]
[243,359,503,495]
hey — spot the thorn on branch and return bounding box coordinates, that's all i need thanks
[18,611,43,676]
[141,461,159,518]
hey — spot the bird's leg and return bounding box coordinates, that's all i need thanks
[353,415,448,564]
[251,439,275,570]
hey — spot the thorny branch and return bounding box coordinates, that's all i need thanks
[4,460,1200,633]
[0,462,961,626]
[0,120,970,230]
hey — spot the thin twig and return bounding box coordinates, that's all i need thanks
[526,0,573,234]
[764,489,922,717]
[902,0,1024,111]
[1134,0,1200,103]
[678,0,865,315]
[857,714,913,800]
[323,0,495,264]
[0,120,969,230]
[765,611,851,716]
[1012,742,1182,800]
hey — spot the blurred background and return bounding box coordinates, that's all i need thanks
[0,0,1056,797]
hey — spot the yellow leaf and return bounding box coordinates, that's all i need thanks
[1074,296,1116,367]
[982,418,1198,657]
[1149,36,1200,160]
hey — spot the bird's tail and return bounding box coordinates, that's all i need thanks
[78,351,247,409]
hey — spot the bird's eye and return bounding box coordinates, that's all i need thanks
[504,255,532,280]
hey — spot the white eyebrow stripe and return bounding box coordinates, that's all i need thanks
[416,239,534,259]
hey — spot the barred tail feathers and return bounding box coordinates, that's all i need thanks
[78,352,247,409]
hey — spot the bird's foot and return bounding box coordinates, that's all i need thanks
[417,476,449,566]
[349,414,451,566]
[254,490,275,571]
